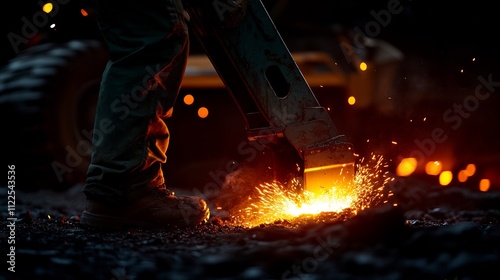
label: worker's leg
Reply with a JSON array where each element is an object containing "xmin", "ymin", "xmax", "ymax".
[{"xmin": 83, "ymin": 0, "xmax": 189, "ymax": 203}]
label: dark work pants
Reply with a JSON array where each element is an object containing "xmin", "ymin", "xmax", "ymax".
[{"xmin": 83, "ymin": 0, "xmax": 189, "ymax": 203}]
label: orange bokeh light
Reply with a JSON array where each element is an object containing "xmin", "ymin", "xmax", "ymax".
[
  {"xmin": 42, "ymin": 3, "xmax": 53, "ymax": 13},
  {"xmin": 458, "ymin": 170, "xmax": 468, "ymax": 183},
  {"xmin": 348, "ymin": 96, "xmax": 356, "ymax": 105},
  {"xmin": 465, "ymin": 164, "xmax": 476, "ymax": 176},
  {"xmin": 359, "ymin": 62, "xmax": 367, "ymax": 71},
  {"xmin": 425, "ymin": 161, "xmax": 442, "ymax": 176},
  {"xmin": 198, "ymin": 107, "xmax": 209, "ymax": 118},
  {"xmin": 479, "ymin": 179, "xmax": 490, "ymax": 192},
  {"xmin": 439, "ymin": 171, "xmax": 453, "ymax": 186},
  {"xmin": 183, "ymin": 94, "xmax": 194, "ymax": 105},
  {"xmin": 396, "ymin": 158, "xmax": 417, "ymax": 177}
]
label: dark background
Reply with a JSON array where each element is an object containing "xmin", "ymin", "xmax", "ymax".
[
  {"xmin": 3, "ymin": 0, "xmax": 499, "ymax": 70},
  {"xmin": 2, "ymin": 0, "xmax": 499, "ymax": 189},
  {"xmin": 2, "ymin": 2, "xmax": 500, "ymax": 280}
]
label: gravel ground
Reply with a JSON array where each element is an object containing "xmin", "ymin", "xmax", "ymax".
[{"xmin": 2, "ymin": 176, "xmax": 500, "ymax": 280}]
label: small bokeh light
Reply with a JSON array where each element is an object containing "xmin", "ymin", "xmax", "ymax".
[
  {"xmin": 465, "ymin": 164, "xmax": 476, "ymax": 176},
  {"xmin": 198, "ymin": 107, "xmax": 209, "ymax": 118},
  {"xmin": 183, "ymin": 94, "xmax": 194, "ymax": 105},
  {"xmin": 396, "ymin": 157, "xmax": 417, "ymax": 177},
  {"xmin": 42, "ymin": 2, "xmax": 53, "ymax": 13},
  {"xmin": 347, "ymin": 96, "xmax": 356, "ymax": 105},
  {"xmin": 425, "ymin": 161, "xmax": 442, "ymax": 176},
  {"xmin": 479, "ymin": 179, "xmax": 490, "ymax": 192},
  {"xmin": 359, "ymin": 62, "xmax": 367, "ymax": 71},
  {"xmin": 439, "ymin": 171, "xmax": 453, "ymax": 186}
]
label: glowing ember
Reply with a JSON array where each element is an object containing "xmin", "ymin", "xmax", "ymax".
[{"xmin": 232, "ymin": 153, "xmax": 394, "ymax": 227}]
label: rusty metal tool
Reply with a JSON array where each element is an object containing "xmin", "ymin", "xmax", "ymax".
[{"xmin": 183, "ymin": 0, "xmax": 356, "ymax": 196}]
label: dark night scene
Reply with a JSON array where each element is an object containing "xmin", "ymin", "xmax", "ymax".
[{"xmin": 1, "ymin": 0, "xmax": 500, "ymax": 279}]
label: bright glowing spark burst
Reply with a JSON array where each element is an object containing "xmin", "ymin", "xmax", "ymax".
[{"xmin": 232, "ymin": 153, "xmax": 394, "ymax": 227}]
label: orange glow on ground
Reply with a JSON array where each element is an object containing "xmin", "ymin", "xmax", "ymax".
[
  {"xmin": 231, "ymin": 154, "xmax": 393, "ymax": 227},
  {"xmin": 81, "ymin": 9, "xmax": 89, "ymax": 17}
]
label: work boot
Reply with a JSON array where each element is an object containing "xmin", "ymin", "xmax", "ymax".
[{"xmin": 80, "ymin": 188, "xmax": 210, "ymax": 230}]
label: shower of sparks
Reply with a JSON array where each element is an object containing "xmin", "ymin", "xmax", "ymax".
[{"xmin": 232, "ymin": 153, "xmax": 394, "ymax": 227}]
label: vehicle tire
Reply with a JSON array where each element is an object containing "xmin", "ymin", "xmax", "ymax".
[{"xmin": 0, "ymin": 40, "xmax": 108, "ymax": 190}]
